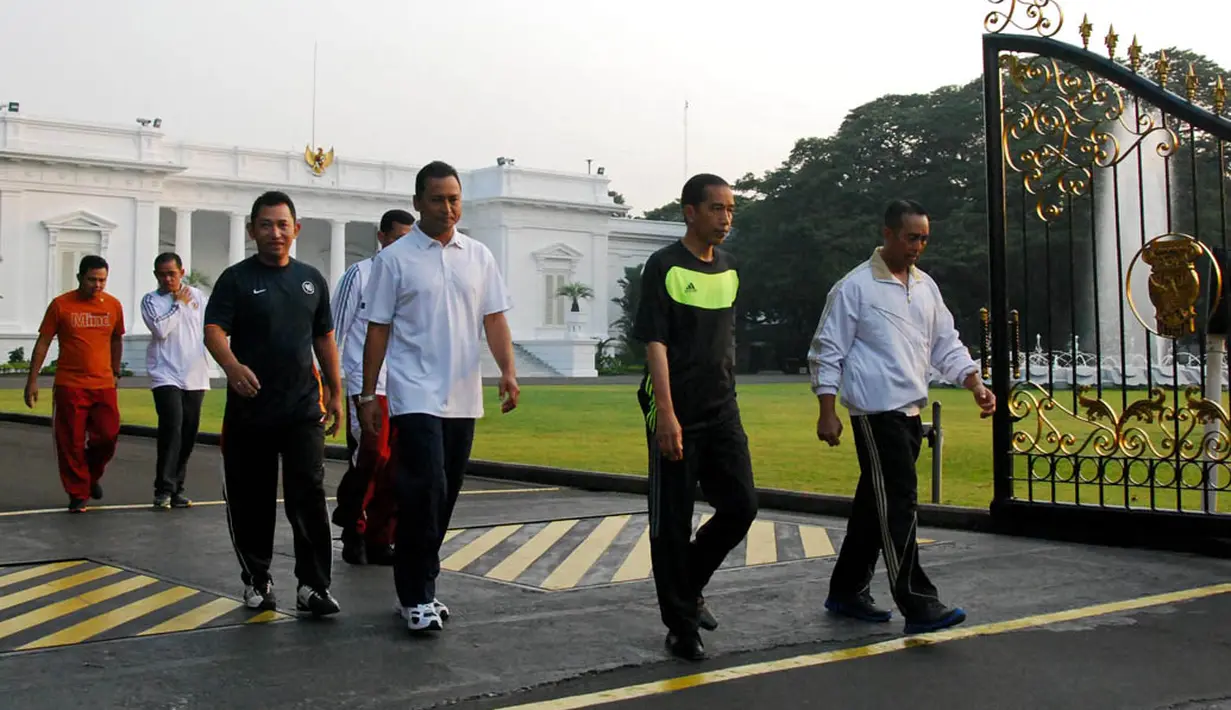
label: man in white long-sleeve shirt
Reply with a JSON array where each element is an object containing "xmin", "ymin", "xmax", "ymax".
[
  {"xmin": 330, "ymin": 209, "xmax": 414, "ymax": 565},
  {"xmin": 806, "ymin": 199, "xmax": 996, "ymax": 635},
  {"xmin": 141, "ymin": 252, "xmax": 211, "ymax": 510}
]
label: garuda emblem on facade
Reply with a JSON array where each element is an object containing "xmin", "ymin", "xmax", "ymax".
[{"xmin": 304, "ymin": 145, "xmax": 335, "ymax": 176}]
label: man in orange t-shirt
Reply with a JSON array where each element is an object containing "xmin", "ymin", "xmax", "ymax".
[{"xmin": 25, "ymin": 254, "xmax": 126, "ymax": 513}]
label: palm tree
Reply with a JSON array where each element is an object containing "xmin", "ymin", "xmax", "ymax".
[
  {"xmin": 556, "ymin": 282, "xmax": 595, "ymax": 313},
  {"xmin": 184, "ymin": 269, "xmax": 212, "ymax": 289}
]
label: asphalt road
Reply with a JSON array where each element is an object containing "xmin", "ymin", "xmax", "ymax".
[{"xmin": 2, "ymin": 421, "xmax": 1231, "ymax": 709}]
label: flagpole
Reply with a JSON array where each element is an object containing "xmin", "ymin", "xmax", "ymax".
[
  {"xmin": 683, "ymin": 99, "xmax": 689, "ymax": 182},
  {"xmin": 311, "ymin": 41, "xmax": 318, "ymax": 147}
]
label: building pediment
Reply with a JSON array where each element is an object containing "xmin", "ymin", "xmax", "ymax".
[
  {"xmin": 531, "ymin": 242, "xmax": 585, "ymax": 272},
  {"xmin": 42, "ymin": 210, "xmax": 119, "ymax": 233},
  {"xmin": 42, "ymin": 210, "xmax": 117, "ymax": 251}
]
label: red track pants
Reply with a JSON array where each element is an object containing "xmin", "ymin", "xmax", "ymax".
[
  {"xmin": 335, "ymin": 395, "xmax": 398, "ymax": 546},
  {"xmin": 52, "ymin": 386, "xmax": 120, "ymax": 501}
]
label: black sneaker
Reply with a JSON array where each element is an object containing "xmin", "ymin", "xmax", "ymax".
[
  {"xmin": 243, "ymin": 580, "xmax": 276, "ymax": 611},
  {"xmin": 366, "ymin": 543, "xmax": 395, "ymax": 566},
  {"xmin": 825, "ymin": 591, "xmax": 893, "ymax": 623},
  {"xmin": 171, "ymin": 493, "xmax": 192, "ymax": 508},
  {"xmin": 68, "ymin": 497, "xmax": 88, "ymax": 513},
  {"xmin": 297, "ymin": 585, "xmax": 341, "ymax": 617},
  {"xmin": 90, "ymin": 482, "xmax": 103, "ymax": 500},
  {"xmin": 904, "ymin": 605, "xmax": 966, "ymax": 634},
  {"xmin": 697, "ymin": 596, "xmax": 718, "ymax": 631},
  {"xmin": 665, "ymin": 631, "xmax": 706, "ymax": 661},
  {"xmin": 341, "ymin": 530, "xmax": 367, "ymax": 565}
]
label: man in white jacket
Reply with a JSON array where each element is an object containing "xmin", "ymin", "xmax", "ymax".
[
  {"xmin": 806, "ymin": 199, "xmax": 995, "ymax": 634},
  {"xmin": 141, "ymin": 252, "xmax": 211, "ymax": 510}
]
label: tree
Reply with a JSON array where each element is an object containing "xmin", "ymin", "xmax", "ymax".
[
  {"xmin": 556, "ymin": 282, "xmax": 595, "ymax": 313},
  {"xmin": 611, "ymin": 265, "xmax": 645, "ymax": 364},
  {"xmin": 641, "ymin": 200, "xmax": 683, "ymax": 222},
  {"xmin": 608, "ymin": 191, "xmax": 626, "ymax": 205}
]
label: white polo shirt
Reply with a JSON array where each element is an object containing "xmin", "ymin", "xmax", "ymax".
[
  {"xmin": 362, "ymin": 224, "xmax": 512, "ymax": 419},
  {"xmin": 141, "ymin": 285, "xmax": 212, "ymax": 391},
  {"xmin": 332, "ymin": 257, "xmax": 387, "ymax": 397}
]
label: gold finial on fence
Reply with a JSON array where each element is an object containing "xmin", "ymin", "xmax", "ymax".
[
  {"xmin": 1127, "ymin": 36, "xmax": 1143, "ymax": 73},
  {"xmin": 1104, "ymin": 24, "xmax": 1118, "ymax": 59},
  {"xmin": 1079, "ymin": 14, "xmax": 1093, "ymax": 49},
  {"xmin": 1157, "ymin": 49, "xmax": 1172, "ymax": 89},
  {"xmin": 1215, "ymin": 76, "xmax": 1227, "ymax": 115},
  {"xmin": 1185, "ymin": 63, "xmax": 1199, "ymax": 102}
]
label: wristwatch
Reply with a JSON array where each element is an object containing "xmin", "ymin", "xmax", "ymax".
[{"xmin": 357, "ymin": 394, "xmax": 377, "ymax": 404}]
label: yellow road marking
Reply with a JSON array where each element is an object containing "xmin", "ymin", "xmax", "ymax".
[
  {"xmin": 460, "ymin": 487, "xmax": 561, "ymax": 496},
  {"xmin": 0, "ymin": 576, "xmax": 157, "ymax": 640},
  {"xmin": 611, "ymin": 528, "xmax": 652, "ymax": 583},
  {"xmin": 798, "ymin": 525, "xmax": 835, "ymax": 558},
  {"xmin": 0, "ymin": 561, "xmax": 88, "ymax": 589},
  {"xmin": 19, "ymin": 585, "xmax": 200, "ymax": 649},
  {"xmin": 0, "ymin": 565, "xmax": 122, "ymax": 611},
  {"xmin": 494, "ymin": 582, "xmax": 1231, "ymax": 709},
  {"xmin": 246, "ymin": 610, "xmax": 282, "ymax": 624},
  {"xmin": 542, "ymin": 515, "xmax": 631, "ymax": 591},
  {"xmin": 744, "ymin": 520, "xmax": 778, "ymax": 566},
  {"xmin": 442, "ymin": 524, "xmax": 523, "ymax": 571},
  {"xmin": 488, "ymin": 520, "xmax": 579, "ymax": 582},
  {"xmin": 0, "ymin": 487, "xmax": 556, "ymax": 518},
  {"xmin": 137, "ymin": 597, "xmax": 243, "ymax": 636},
  {"xmin": 443, "ymin": 528, "xmax": 464, "ymax": 544}
]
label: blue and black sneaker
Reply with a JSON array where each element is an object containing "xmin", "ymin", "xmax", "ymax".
[
  {"xmin": 904, "ymin": 605, "xmax": 966, "ymax": 634},
  {"xmin": 824, "ymin": 591, "xmax": 893, "ymax": 623}
]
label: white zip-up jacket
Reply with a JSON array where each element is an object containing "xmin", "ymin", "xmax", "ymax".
[
  {"xmin": 141, "ymin": 285, "xmax": 211, "ymax": 391},
  {"xmin": 807, "ymin": 247, "xmax": 978, "ymax": 416},
  {"xmin": 333, "ymin": 257, "xmax": 387, "ymax": 397}
]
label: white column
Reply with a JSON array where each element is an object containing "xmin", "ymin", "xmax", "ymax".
[
  {"xmin": 174, "ymin": 208, "xmax": 194, "ymax": 274},
  {"xmin": 330, "ymin": 219, "xmax": 347, "ymax": 288},
  {"xmin": 131, "ymin": 200, "xmax": 161, "ymax": 335},
  {"xmin": 0, "ymin": 190, "xmax": 24, "ymax": 324},
  {"xmin": 289, "ymin": 235, "xmax": 298, "ymax": 259},
  {"xmin": 228, "ymin": 212, "xmax": 246, "ymax": 266},
  {"xmin": 591, "ymin": 232, "xmax": 610, "ymax": 337}
]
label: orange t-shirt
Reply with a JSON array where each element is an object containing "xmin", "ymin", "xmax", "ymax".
[{"xmin": 39, "ymin": 291, "xmax": 126, "ymax": 390}]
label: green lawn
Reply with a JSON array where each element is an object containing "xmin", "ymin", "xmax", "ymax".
[
  {"xmin": 0, "ymin": 384, "xmax": 996, "ymax": 507},
  {"xmin": 8, "ymin": 382, "xmax": 1228, "ymax": 512}
]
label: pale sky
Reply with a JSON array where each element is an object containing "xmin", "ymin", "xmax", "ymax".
[{"xmin": 2, "ymin": 0, "xmax": 1227, "ymax": 215}]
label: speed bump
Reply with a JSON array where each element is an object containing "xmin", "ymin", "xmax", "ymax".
[
  {"xmin": 0, "ymin": 559, "xmax": 286, "ymax": 653},
  {"xmin": 434, "ymin": 513, "xmax": 939, "ymax": 592}
]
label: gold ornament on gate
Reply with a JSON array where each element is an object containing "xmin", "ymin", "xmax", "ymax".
[
  {"xmin": 304, "ymin": 145, "xmax": 335, "ymax": 176},
  {"xmin": 1124, "ymin": 233, "xmax": 1221, "ymax": 339}
]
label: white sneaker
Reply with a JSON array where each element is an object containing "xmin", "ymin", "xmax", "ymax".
[
  {"xmin": 393, "ymin": 598, "xmax": 450, "ymax": 622},
  {"xmin": 243, "ymin": 580, "xmax": 276, "ymax": 610},
  {"xmin": 399, "ymin": 603, "xmax": 443, "ymax": 632}
]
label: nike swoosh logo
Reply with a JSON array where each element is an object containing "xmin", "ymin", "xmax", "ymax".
[{"xmin": 253, "ymin": 289, "xmax": 266, "ymax": 294}]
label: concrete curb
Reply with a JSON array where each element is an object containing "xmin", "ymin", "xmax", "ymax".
[{"xmin": 0, "ymin": 410, "xmax": 995, "ymax": 533}]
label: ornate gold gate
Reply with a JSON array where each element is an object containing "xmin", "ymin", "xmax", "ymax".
[{"xmin": 980, "ymin": 0, "xmax": 1231, "ymax": 547}]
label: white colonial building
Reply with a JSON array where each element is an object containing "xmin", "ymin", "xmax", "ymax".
[{"xmin": 0, "ymin": 110, "xmax": 683, "ymax": 377}]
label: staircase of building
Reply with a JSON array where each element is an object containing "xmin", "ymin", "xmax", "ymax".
[{"xmin": 479, "ymin": 342, "xmax": 562, "ymax": 378}]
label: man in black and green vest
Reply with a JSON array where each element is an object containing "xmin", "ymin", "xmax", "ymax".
[{"xmin": 633, "ymin": 173, "xmax": 759, "ymax": 661}]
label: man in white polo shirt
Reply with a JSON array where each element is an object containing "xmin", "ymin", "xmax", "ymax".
[
  {"xmin": 331, "ymin": 208, "xmax": 414, "ymax": 566},
  {"xmin": 360, "ymin": 160, "xmax": 519, "ymax": 634},
  {"xmin": 141, "ymin": 251, "xmax": 211, "ymax": 510},
  {"xmin": 806, "ymin": 199, "xmax": 995, "ymax": 635}
]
